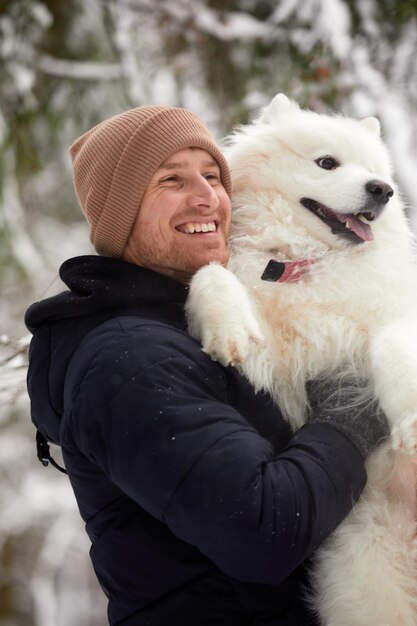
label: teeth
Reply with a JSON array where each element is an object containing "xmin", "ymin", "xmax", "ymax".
[{"xmin": 181, "ymin": 221, "xmax": 216, "ymax": 233}]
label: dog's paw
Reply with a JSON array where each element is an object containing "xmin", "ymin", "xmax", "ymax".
[
  {"xmin": 201, "ymin": 314, "xmax": 264, "ymax": 366},
  {"xmin": 187, "ymin": 263, "xmax": 264, "ymax": 366},
  {"xmin": 391, "ymin": 414, "xmax": 417, "ymax": 455}
]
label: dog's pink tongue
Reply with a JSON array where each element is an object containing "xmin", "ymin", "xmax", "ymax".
[{"xmin": 343, "ymin": 215, "xmax": 373, "ymax": 241}]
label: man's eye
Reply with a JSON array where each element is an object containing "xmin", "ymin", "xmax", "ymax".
[
  {"xmin": 315, "ymin": 156, "xmax": 340, "ymax": 170},
  {"xmin": 205, "ymin": 173, "xmax": 219, "ymax": 182},
  {"xmin": 162, "ymin": 176, "xmax": 180, "ymax": 183}
]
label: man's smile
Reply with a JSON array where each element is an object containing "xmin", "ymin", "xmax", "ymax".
[{"xmin": 176, "ymin": 221, "xmax": 218, "ymax": 234}]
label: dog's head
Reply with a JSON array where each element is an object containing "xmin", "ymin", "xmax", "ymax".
[{"xmin": 225, "ymin": 94, "xmax": 399, "ymax": 250}]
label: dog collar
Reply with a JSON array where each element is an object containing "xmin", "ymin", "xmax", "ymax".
[{"xmin": 261, "ymin": 258, "xmax": 316, "ymax": 283}]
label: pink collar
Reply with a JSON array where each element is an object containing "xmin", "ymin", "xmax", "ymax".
[{"xmin": 261, "ymin": 258, "xmax": 316, "ymax": 283}]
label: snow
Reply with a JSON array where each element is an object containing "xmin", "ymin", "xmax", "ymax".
[
  {"xmin": 317, "ymin": 0, "xmax": 351, "ymax": 58},
  {"xmin": 36, "ymin": 55, "xmax": 121, "ymax": 81},
  {"xmin": 29, "ymin": 1, "xmax": 53, "ymax": 29},
  {"xmin": 195, "ymin": 6, "xmax": 276, "ymax": 41}
]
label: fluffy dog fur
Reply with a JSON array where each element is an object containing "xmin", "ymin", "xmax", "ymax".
[{"xmin": 186, "ymin": 94, "xmax": 417, "ymax": 625}]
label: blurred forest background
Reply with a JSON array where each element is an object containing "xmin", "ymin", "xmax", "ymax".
[{"xmin": 1, "ymin": 0, "xmax": 417, "ymax": 623}]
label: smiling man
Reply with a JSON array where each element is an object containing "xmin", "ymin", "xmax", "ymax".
[
  {"xmin": 122, "ymin": 147, "xmax": 231, "ymax": 282},
  {"xmin": 25, "ymin": 106, "xmax": 388, "ymax": 626}
]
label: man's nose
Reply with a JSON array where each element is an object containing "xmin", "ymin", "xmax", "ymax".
[{"xmin": 188, "ymin": 177, "xmax": 219, "ymax": 207}]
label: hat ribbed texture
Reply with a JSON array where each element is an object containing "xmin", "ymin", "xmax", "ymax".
[{"xmin": 69, "ymin": 106, "xmax": 232, "ymax": 257}]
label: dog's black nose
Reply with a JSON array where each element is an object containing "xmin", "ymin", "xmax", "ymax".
[{"xmin": 365, "ymin": 179, "xmax": 394, "ymax": 204}]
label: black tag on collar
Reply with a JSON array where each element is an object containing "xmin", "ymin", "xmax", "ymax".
[{"xmin": 261, "ymin": 259, "xmax": 286, "ymax": 282}]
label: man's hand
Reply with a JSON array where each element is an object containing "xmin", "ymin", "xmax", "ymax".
[{"xmin": 307, "ymin": 374, "xmax": 390, "ymax": 458}]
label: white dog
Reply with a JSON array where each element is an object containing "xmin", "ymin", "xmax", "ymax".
[{"xmin": 186, "ymin": 94, "xmax": 417, "ymax": 626}]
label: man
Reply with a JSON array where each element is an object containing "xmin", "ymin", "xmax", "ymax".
[{"xmin": 25, "ymin": 106, "xmax": 387, "ymax": 625}]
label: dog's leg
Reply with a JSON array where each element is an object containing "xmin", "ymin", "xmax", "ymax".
[
  {"xmin": 314, "ymin": 321, "xmax": 417, "ymax": 625},
  {"xmin": 312, "ymin": 445, "xmax": 417, "ymax": 626},
  {"xmin": 186, "ymin": 263, "xmax": 264, "ymax": 366},
  {"xmin": 370, "ymin": 319, "xmax": 417, "ymax": 453}
]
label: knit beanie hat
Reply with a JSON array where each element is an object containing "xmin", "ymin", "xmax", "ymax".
[{"xmin": 69, "ymin": 106, "xmax": 232, "ymax": 257}]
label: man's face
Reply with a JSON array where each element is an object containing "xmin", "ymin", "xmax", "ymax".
[{"xmin": 122, "ymin": 148, "xmax": 231, "ymax": 283}]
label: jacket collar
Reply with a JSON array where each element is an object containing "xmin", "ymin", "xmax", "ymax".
[{"xmin": 25, "ymin": 255, "xmax": 189, "ymax": 332}]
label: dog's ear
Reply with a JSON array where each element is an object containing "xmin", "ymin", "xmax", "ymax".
[
  {"xmin": 258, "ymin": 93, "xmax": 299, "ymax": 124},
  {"xmin": 360, "ymin": 116, "xmax": 381, "ymax": 137}
]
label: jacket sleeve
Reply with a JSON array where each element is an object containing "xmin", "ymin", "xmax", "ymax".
[{"xmin": 64, "ymin": 318, "xmax": 367, "ymax": 585}]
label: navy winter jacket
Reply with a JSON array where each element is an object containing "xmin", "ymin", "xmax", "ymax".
[{"xmin": 25, "ymin": 255, "xmax": 367, "ymax": 625}]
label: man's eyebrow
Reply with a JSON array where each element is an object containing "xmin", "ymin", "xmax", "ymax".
[
  {"xmin": 159, "ymin": 161, "xmax": 187, "ymax": 170},
  {"xmin": 159, "ymin": 158, "xmax": 219, "ymax": 170}
]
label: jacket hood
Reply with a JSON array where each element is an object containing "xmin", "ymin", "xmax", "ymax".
[{"xmin": 25, "ymin": 255, "xmax": 188, "ymax": 444}]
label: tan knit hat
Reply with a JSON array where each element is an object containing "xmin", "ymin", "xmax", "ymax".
[{"xmin": 69, "ymin": 106, "xmax": 232, "ymax": 257}]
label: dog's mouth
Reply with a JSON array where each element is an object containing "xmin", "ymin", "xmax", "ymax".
[{"xmin": 300, "ymin": 198, "xmax": 382, "ymax": 243}]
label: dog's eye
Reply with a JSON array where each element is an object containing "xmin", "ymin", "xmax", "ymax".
[{"xmin": 315, "ymin": 156, "xmax": 339, "ymax": 170}]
